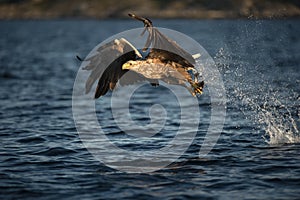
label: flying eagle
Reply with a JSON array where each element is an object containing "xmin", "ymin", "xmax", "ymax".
[{"xmin": 78, "ymin": 13, "xmax": 204, "ymax": 98}]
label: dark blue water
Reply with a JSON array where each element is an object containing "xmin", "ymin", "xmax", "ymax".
[{"xmin": 0, "ymin": 19, "xmax": 299, "ymax": 199}]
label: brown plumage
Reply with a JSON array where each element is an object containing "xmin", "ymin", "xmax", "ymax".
[{"xmin": 79, "ymin": 13, "xmax": 204, "ymax": 98}]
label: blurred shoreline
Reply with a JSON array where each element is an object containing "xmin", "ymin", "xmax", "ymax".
[{"xmin": 0, "ymin": 0, "xmax": 299, "ymax": 20}]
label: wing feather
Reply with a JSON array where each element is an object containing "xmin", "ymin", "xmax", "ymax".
[
  {"xmin": 144, "ymin": 28, "xmax": 196, "ymax": 67},
  {"xmin": 82, "ymin": 38, "xmax": 139, "ymax": 98},
  {"xmin": 82, "ymin": 38, "xmax": 154, "ymax": 98}
]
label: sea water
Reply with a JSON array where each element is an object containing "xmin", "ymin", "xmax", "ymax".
[{"xmin": 0, "ymin": 19, "xmax": 299, "ymax": 199}]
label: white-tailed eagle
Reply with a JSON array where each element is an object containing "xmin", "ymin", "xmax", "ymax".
[{"xmin": 78, "ymin": 13, "xmax": 204, "ymax": 98}]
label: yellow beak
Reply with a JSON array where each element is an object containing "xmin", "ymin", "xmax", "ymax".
[{"xmin": 122, "ymin": 63, "xmax": 131, "ymax": 70}]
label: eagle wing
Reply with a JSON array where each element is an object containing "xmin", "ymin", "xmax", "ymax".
[
  {"xmin": 144, "ymin": 28, "xmax": 203, "ymax": 95},
  {"xmin": 128, "ymin": 13, "xmax": 195, "ymax": 67},
  {"xmin": 144, "ymin": 27, "xmax": 196, "ymax": 68},
  {"xmin": 82, "ymin": 38, "xmax": 149, "ymax": 98}
]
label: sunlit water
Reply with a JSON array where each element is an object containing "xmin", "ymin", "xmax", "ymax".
[{"xmin": 0, "ymin": 20, "xmax": 299, "ymax": 199}]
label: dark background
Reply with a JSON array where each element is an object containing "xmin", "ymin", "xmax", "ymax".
[{"xmin": 0, "ymin": 0, "xmax": 299, "ymax": 19}]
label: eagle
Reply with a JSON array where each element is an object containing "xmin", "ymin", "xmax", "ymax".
[{"xmin": 78, "ymin": 13, "xmax": 204, "ymax": 98}]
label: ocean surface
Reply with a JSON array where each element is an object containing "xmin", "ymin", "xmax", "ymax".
[{"xmin": 0, "ymin": 19, "xmax": 299, "ymax": 199}]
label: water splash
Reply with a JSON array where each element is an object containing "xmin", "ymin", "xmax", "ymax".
[
  {"xmin": 258, "ymin": 96, "xmax": 299, "ymax": 145},
  {"xmin": 214, "ymin": 47, "xmax": 300, "ymax": 145}
]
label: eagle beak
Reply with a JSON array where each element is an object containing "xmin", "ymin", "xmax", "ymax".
[{"xmin": 122, "ymin": 63, "xmax": 131, "ymax": 70}]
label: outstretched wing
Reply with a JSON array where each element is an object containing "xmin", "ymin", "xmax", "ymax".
[
  {"xmin": 144, "ymin": 28, "xmax": 196, "ymax": 67},
  {"xmin": 128, "ymin": 13, "xmax": 195, "ymax": 67},
  {"xmin": 82, "ymin": 38, "xmax": 146, "ymax": 98}
]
